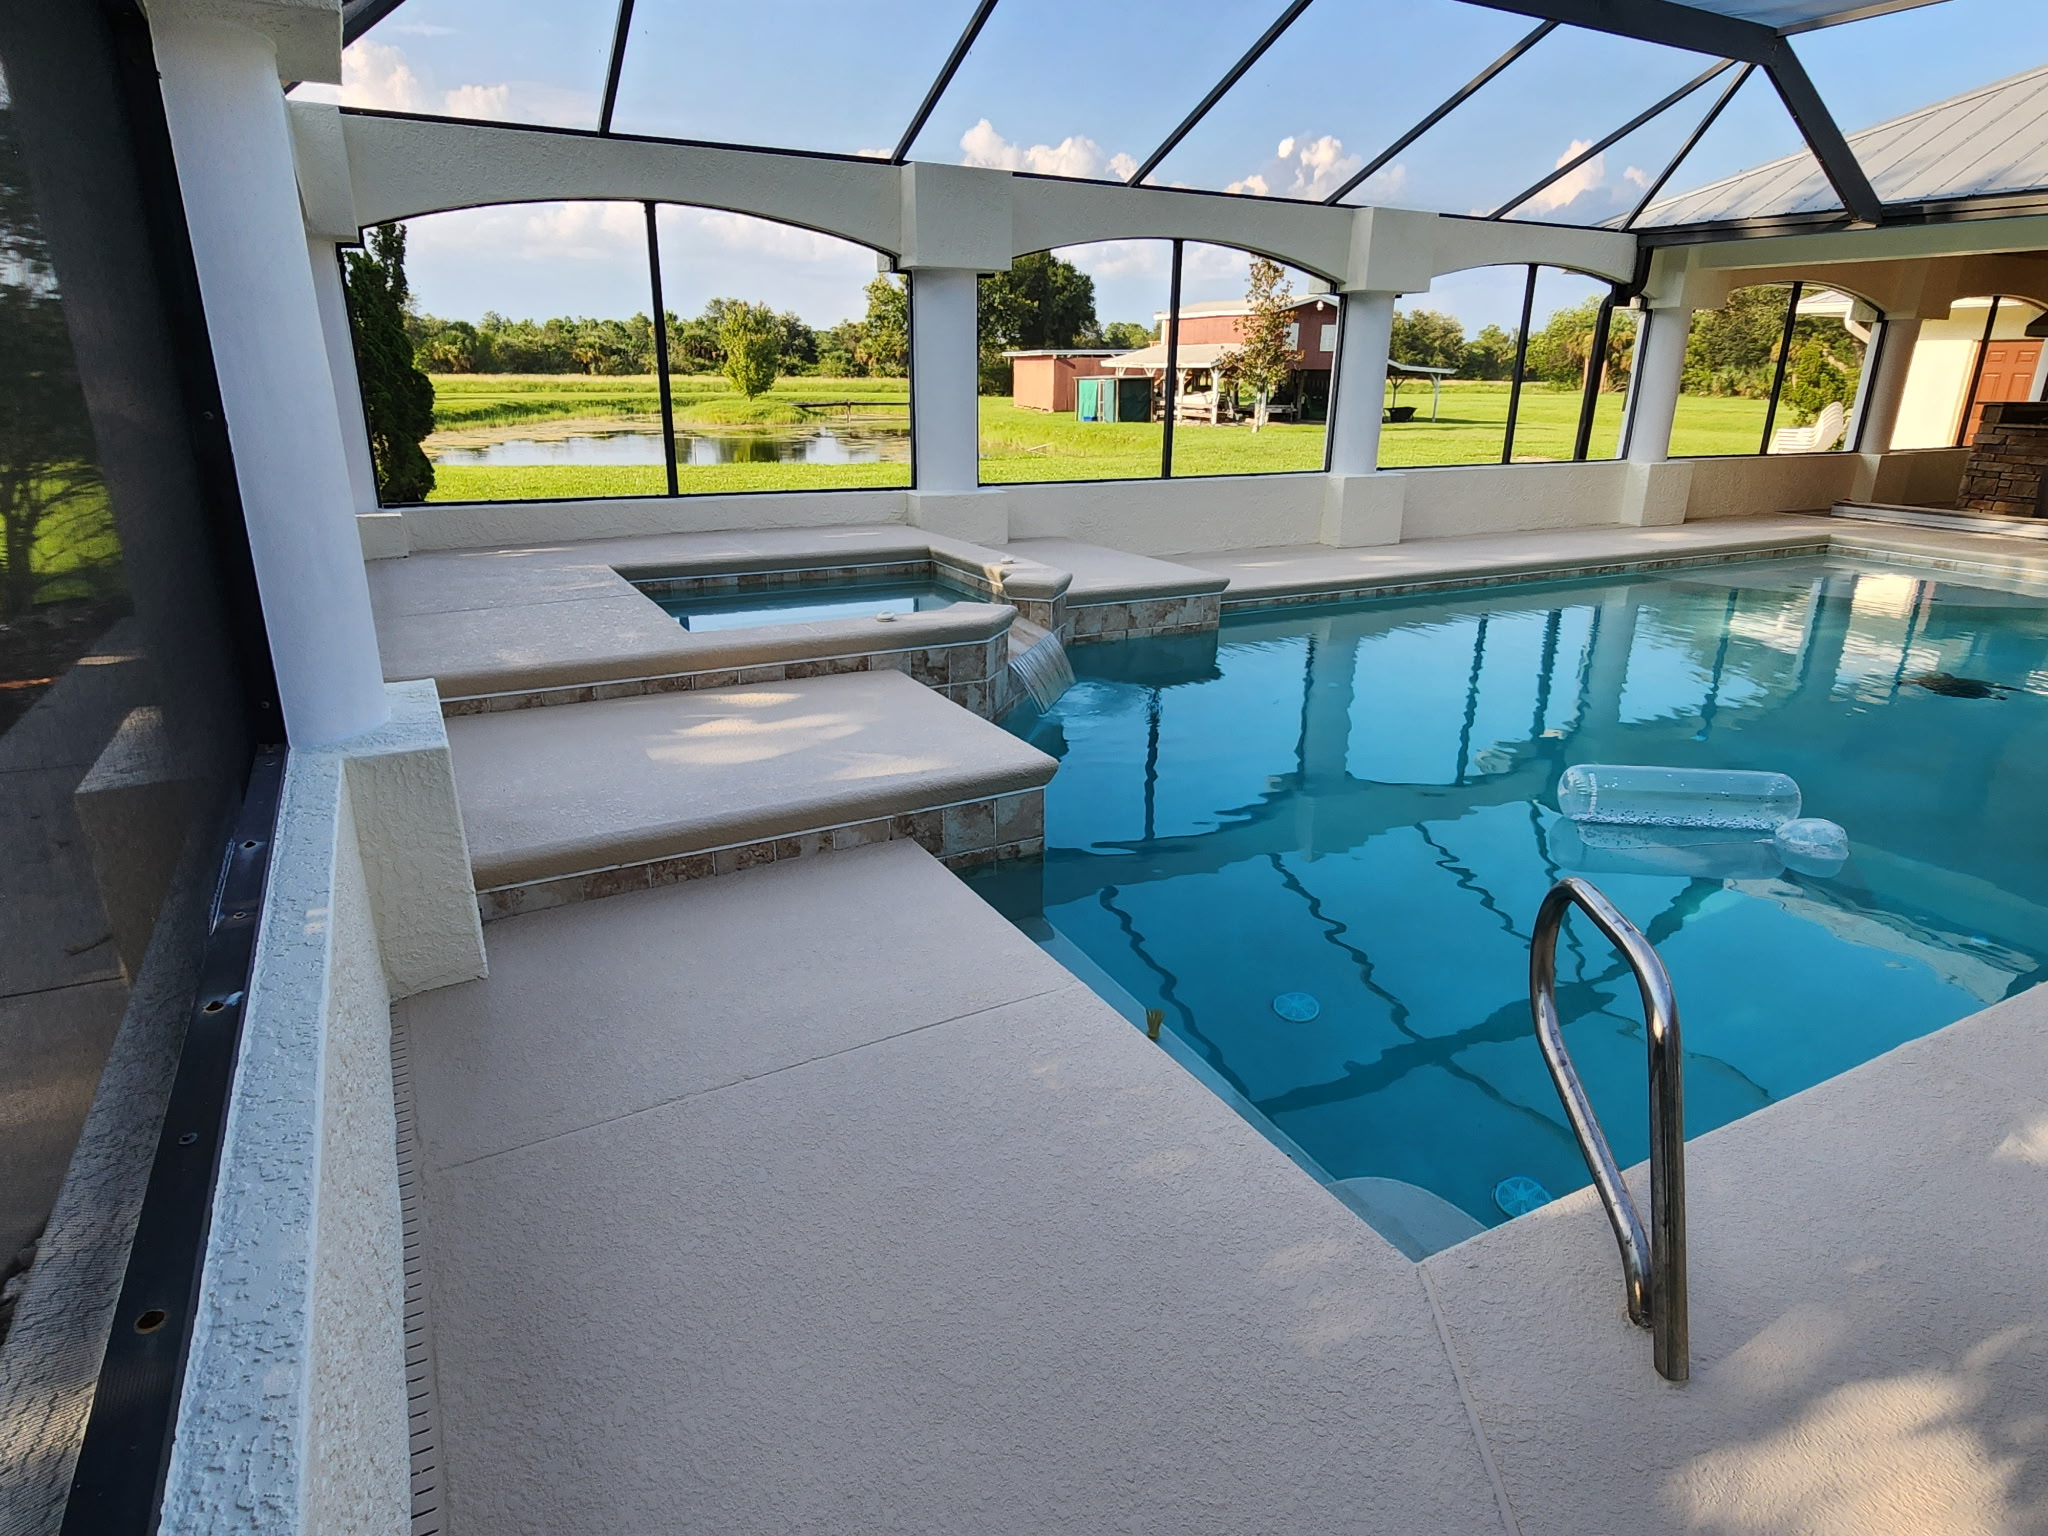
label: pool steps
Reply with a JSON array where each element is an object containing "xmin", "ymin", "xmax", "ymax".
[{"xmin": 445, "ymin": 669, "xmax": 1056, "ymax": 921}]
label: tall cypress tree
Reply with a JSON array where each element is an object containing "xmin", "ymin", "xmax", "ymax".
[{"xmin": 343, "ymin": 223, "xmax": 436, "ymax": 503}]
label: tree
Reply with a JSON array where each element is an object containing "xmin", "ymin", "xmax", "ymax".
[
  {"xmin": 978, "ymin": 252, "xmax": 1100, "ymax": 393},
  {"xmin": 856, "ymin": 275, "xmax": 908, "ymax": 377},
  {"xmin": 1101, "ymin": 320, "xmax": 1151, "ymax": 350},
  {"xmin": 717, "ymin": 301, "xmax": 782, "ymax": 398},
  {"xmin": 1682, "ymin": 284, "xmax": 1791, "ymax": 397},
  {"xmin": 1388, "ymin": 308, "xmax": 1464, "ymax": 407},
  {"xmin": 1220, "ymin": 257, "xmax": 1296, "ymax": 431},
  {"xmin": 0, "ymin": 165, "xmax": 107, "ymax": 617},
  {"xmin": 815, "ymin": 318, "xmax": 866, "ymax": 377},
  {"xmin": 774, "ymin": 310, "xmax": 819, "ymax": 374},
  {"xmin": 1525, "ymin": 298, "xmax": 1638, "ymax": 392},
  {"xmin": 343, "ymin": 222, "xmax": 436, "ymax": 502},
  {"xmin": 1461, "ymin": 323, "xmax": 1519, "ymax": 381},
  {"xmin": 1780, "ymin": 332, "xmax": 1857, "ymax": 426}
]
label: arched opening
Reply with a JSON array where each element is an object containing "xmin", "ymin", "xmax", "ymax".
[
  {"xmin": 977, "ymin": 240, "xmax": 1333, "ymax": 485},
  {"xmin": 1379, "ymin": 264, "xmax": 1634, "ymax": 468},
  {"xmin": 1891, "ymin": 294, "xmax": 2048, "ymax": 450},
  {"xmin": 1667, "ymin": 282, "xmax": 1878, "ymax": 459},
  {"xmin": 348, "ymin": 199, "xmax": 909, "ymax": 505}
]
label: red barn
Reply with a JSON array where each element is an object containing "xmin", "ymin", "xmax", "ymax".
[{"xmin": 1004, "ymin": 349, "xmax": 1124, "ymax": 412}]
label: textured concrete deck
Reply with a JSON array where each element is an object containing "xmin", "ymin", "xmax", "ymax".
[
  {"xmin": 405, "ymin": 840, "xmax": 2048, "ymax": 1535},
  {"xmin": 1184, "ymin": 516, "xmax": 1840, "ymax": 607},
  {"xmin": 400, "ymin": 843, "xmax": 1506, "ymax": 1535},
  {"xmin": 447, "ymin": 670, "xmax": 1055, "ymax": 889},
  {"xmin": 1007, "ymin": 537, "xmax": 1228, "ymax": 603}
]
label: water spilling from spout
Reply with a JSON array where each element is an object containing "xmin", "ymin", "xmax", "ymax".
[{"xmin": 1010, "ymin": 630, "xmax": 1075, "ymax": 711}]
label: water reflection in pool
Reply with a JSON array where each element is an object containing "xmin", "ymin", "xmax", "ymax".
[{"xmin": 966, "ymin": 557, "xmax": 2048, "ymax": 1253}]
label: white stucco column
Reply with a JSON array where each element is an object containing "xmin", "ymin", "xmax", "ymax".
[
  {"xmin": 310, "ymin": 236, "xmax": 380, "ymax": 516},
  {"xmin": 910, "ymin": 268, "xmax": 982, "ymax": 495},
  {"xmin": 1851, "ymin": 316, "xmax": 1921, "ymax": 453},
  {"xmin": 1625, "ymin": 304, "xmax": 1691, "ymax": 464},
  {"xmin": 152, "ymin": 16, "xmax": 389, "ymax": 745},
  {"xmin": 1327, "ymin": 290, "xmax": 1395, "ymax": 475}
]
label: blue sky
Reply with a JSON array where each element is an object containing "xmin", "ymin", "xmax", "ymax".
[{"xmin": 296, "ymin": 0, "xmax": 2048, "ymax": 334}]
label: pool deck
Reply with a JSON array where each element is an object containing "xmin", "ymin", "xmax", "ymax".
[
  {"xmin": 388, "ymin": 511, "xmax": 2048, "ymax": 1534},
  {"xmin": 402, "ymin": 839, "xmax": 2048, "ymax": 1536}
]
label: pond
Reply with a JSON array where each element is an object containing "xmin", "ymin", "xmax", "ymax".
[{"xmin": 430, "ymin": 425, "xmax": 911, "ymax": 467}]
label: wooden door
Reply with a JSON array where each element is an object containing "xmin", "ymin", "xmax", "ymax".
[{"xmin": 1964, "ymin": 338, "xmax": 2044, "ymax": 440}]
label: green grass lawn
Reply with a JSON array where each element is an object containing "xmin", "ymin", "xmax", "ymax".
[{"xmin": 416, "ymin": 377, "xmax": 1786, "ymax": 502}]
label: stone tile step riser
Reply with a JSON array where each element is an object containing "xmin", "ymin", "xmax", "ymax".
[
  {"xmin": 477, "ymin": 790, "xmax": 1044, "ymax": 921},
  {"xmin": 441, "ymin": 635, "xmax": 1012, "ymax": 718}
]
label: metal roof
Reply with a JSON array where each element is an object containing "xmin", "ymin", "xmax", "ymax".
[
  {"xmin": 1638, "ymin": 61, "xmax": 2048, "ymax": 225},
  {"xmin": 1659, "ymin": 0, "xmax": 1942, "ymax": 30}
]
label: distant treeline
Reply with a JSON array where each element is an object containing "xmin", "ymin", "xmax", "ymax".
[
  {"xmin": 403, "ymin": 252, "xmax": 1156, "ymax": 392},
  {"xmin": 1393, "ymin": 284, "xmax": 1865, "ymax": 423},
  {"xmin": 1389, "ymin": 300, "xmax": 1641, "ymax": 390},
  {"xmin": 406, "ymin": 277, "xmax": 910, "ymax": 378}
]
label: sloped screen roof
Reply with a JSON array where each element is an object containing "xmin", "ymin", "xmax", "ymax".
[{"xmin": 307, "ymin": 0, "xmax": 2048, "ymax": 232}]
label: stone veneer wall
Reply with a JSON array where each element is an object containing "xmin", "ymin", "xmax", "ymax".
[
  {"xmin": 1064, "ymin": 593, "xmax": 1221, "ymax": 645},
  {"xmin": 476, "ymin": 788, "xmax": 1045, "ymax": 921},
  {"xmin": 1957, "ymin": 401, "xmax": 2048, "ymax": 517}
]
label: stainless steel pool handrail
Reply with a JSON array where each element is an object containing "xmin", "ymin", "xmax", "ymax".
[{"xmin": 1531, "ymin": 876, "xmax": 1688, "ymax": 1383}]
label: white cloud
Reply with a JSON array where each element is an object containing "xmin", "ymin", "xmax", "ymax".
[
  {"xmin": 293, "ymin": 37, "xmax": 425, "ymax": 111},
  {"xmin": 294, "ymin": 38, "xmax": 590, "ymax": 127},
  {"xmin": 661, "ymin": 205, "xmax": 871, "ymax": 265},
  {"xmin": 1527, "ymin": 139, "xmax": 1605, "ymax": 212},
  {"xmin": 1284, "ymin": 135, "xmax": 1359, "ymax": 200},
  {"xmin": 959, "ymin": 119, "xmax": 1134, "ymax": 182},
  {"xmin": 442, "ymin": 82, "xmax": 511, "ymax": 119},
  {"xmin": 1623, "ymin": 165, "xmax": 1652, "ymax": 190},
  {"xmin": 1226, "ymin": 133, "xmax": 1363, "ymax": 201},
  {"xmin": 1055, "ymin": 240, "xmax": 1170, "ymax": 280},
  {"xmin": 409, "ymin": 201, "xmax": 646, "ymax": 263}
]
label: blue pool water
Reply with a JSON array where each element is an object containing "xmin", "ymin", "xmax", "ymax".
[
  {"xmin": 648, "ymin": 575, "xmax": 979, "ymax": 631},
  {"xmin": 964, "ymin": 556, "xmax": 2048, "ymax": 1253}
]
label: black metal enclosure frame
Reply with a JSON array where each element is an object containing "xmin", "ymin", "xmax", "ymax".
[
  {"xmin": 0, "ymin": 2, "xmax": 285, "ymax": 1530},
  {"xmin": 337, "ymin": 0, "xmax": 2015, "ymax": 242}
]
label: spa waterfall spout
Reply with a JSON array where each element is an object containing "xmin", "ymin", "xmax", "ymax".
[{"xmin": 1010, "ymin": 630, "xmax": 1076, "ymax": 711}]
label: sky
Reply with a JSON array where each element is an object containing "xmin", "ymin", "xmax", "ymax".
[{"xmin": 293, "ymin": 0, "xmax": 2048, "ymax": 335}]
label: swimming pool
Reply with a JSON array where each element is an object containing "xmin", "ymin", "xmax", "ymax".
[
  {"xmin": 648, "ymin": 574, "xmax": 981, "ymax": 631},
  {"xmin": 965, "ymin": 555, "xmax": 2048, "ymax": 1255}
]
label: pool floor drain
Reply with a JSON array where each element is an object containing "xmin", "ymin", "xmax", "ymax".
[
  {"xmin": 1272, "ymin": 992, "xmax": 1321, "ymax": 1022},
  {"xmin": 1494, "ymin": 1176, "xmax": 1553, "ymax": 1217}
]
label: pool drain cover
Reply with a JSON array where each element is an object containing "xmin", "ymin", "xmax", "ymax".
[
  {"xmin": 1494, "ymin": 1176, "xmax": 1553, "ymax": 1217},
  {"xmin": 1272, "ymin": 991, "xmax": 1321, "ymax": 1022}
]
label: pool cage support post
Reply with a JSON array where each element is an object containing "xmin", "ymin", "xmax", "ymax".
[
  {"xmin": 643, "ymin": 201, "xmax": 679, "ymax": 496},
  {"xmin": 1160, "ymin": 238, "xmax": 1183, "ymax": 478},
  {"xmin": 1757, "ymin": 281, "xmax": 1804, "ymax": 455},
  {"xmin": 1501, "ymin": 265, "xmax": 1538, "ymax": 464},
  {"xmin": 1530, "ymin": 876, "xmax": 1688, "ymax": 1383},
  {"xmin": 1572, "ymin": 291, "xmax": 1619, "ymax": 461},
  {"xmin": 1957, "ymin": 295, "xmax": 2004, "ymax": 447},
  {"xmin": 1327, "ymin": 291, "xmax": 1395, "ymax": 475}
]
